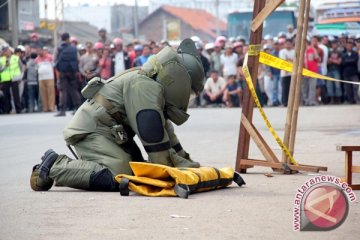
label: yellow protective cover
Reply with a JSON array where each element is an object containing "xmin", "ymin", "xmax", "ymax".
[{"xmin": 115, "ymin": 162, "xmax": 243, "ymax": 198}]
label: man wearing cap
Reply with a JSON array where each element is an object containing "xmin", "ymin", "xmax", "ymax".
[
  {"xmin": 54, "ymin": 32, "xmax": 81, "ymax": 116},
  {"xmin": 0, "ymin": 46, "xmax": 22, "ymax": 114},
  {"xmin": 30, "ymin": 39, "xmax": 205, "ymax": 192},
  {"xmin": 286, "ymin": 25, "xmax": 296, "ymax": 40}
]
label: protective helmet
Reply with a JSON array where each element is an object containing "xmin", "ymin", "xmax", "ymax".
[
  {"xmin": 140, "ymin": 39, "xmax": 204, "ymax": 125},
  {"xmin": 278, "ymin": 31, "xmax": 286, "ymax": 38},
  {"xmin": 16, "ymin": 45, "xmax": 26, "ymax": 52},
  {"xmin": 177, "ymin": 38, "xmax": 205, "ymax": 95},
  {"xmin": 134, "ymin": 44, "xmax": 143, "ymax": 51},
  {"xmin": 191, "ymin": 35, "xmax": 201, "ymax": 43},
  {"xmin": 205, "ymin": 42, "xmax": 214, "ymax": 50},
  {"xmin": 94, "ymin": 42, "xmax": 104, "ymax": 49},
  {"xmin": 113, "ymin": 38, "xmax": 123, "ymax": 45},
  {"xmin": 70, "ymin": 36, "xmax": 78, "ymax": 44},
  {"xmin": 216, "ymin": 36, "xmax": 227, "ymax": 42},
  {"xmin": 264, "ymin": 34, "xmax": 273, "ymax": 40}
]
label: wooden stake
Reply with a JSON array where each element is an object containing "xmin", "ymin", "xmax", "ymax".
[
  {"xmin": 235, "ymin": 0, "xmax": 266, "ymax": 172},
  {"xmin": 281, "ymin": 0, "xmax": 306, "ymax": 164},
  {"xmin": 289, "ymin": 0, "xmax": 311, "ymax": 155}
]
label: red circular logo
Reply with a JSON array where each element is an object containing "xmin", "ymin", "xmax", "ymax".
[{"xmin": 303, "ymin": 185, "xmax": 348, "ymax": 230}]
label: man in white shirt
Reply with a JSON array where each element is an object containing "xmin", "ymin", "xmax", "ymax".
[
  {"xmin": 279, "ymin": 39, "xmax": 295, "ymax": 106},
  {"xmin": 221, "ymin": 43, "xmax": 238, "ymax": 79},
  {"xmin": 203, "ymin": 70, "xmax": 227, "ymax": 106},
  {"xmin": 111, "ymin": 38, "xmax": 130, "ymax": 76}
]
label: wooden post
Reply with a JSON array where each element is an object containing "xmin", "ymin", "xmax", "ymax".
[
  {"xmin": 345, "ymin": 151, "xmax": 353, "ymax": 185},
  {"xmin": 235, "ymin": 0, "xmax": 265, "ymax": 172},
  {"xmin": 289, "ymin": 0, "xmax": 311, "ymax": 154},
  {"xmin": 281, "ymin": 0, "xmax": 306, "ymax": 164}
]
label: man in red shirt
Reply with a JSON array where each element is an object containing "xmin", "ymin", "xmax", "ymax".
[
  {"xmin": 311, "ymin": 36, "xmax": 326, "ymax": 103},
  {"xmin": 302, "ymin": 39, "xmax": 320, "ymax": 106}
]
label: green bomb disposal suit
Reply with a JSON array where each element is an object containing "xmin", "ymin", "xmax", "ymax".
[{"xmin": 30, "ymin": 39, "xmax": 205, "ymax": 191}]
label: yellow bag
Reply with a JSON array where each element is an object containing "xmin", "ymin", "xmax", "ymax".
[{"xmin": 115, "ymin": 162, "xmax": 245, "ymax": 198}]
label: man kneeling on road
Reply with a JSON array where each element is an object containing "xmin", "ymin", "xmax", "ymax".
[{"xmin": 30, "ymin": 39, "xmax": 205, "ymax": 191}]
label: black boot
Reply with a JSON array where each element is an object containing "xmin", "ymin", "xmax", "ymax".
[{"xmin": 30, "ymin": 149, "xmax": 59, "ymax": 191}]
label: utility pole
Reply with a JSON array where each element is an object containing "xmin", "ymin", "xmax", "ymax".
[
  {"xmin": 134, "ymin": 0, "xmax": 139, "ymax": 38},
  {"xmin": 9, "ymin": 0, "xmax": 19, "ymax": 47},
  {"xmin": 215, "ymin": 0, "xmax": 220, "ymax": 36},
  {"xmin": 54, "ymin": 0, "xmax": 64, "ymax": 48}
]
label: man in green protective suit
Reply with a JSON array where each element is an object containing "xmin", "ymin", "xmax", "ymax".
[{"xmin": 30, "ymin": 39, "xmax": 205, "ymax": 191}]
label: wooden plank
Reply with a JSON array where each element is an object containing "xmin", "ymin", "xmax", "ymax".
[
  {"xmin": 337, "ymin": 146, "xmax": 360, "ymax": 151},
  {"xmin": 296, "ymin": 163, "xmax": 328, "ymax": 172},
  {"xmin": 352, "ymin": 166, "xmax": 360, "ymax": 173},
  {"xmin": 281, "ymin": 0, "xmax": 306, "ymax": 164},
  {"xmin": 235, "ymin": 0, "xmax": 266, "ymax": 172},
  {"xmin": 240, "ymin": 159, "xmax": 283, "ymax": 169},
  {"xmin": 288, "ymin": 164, "xmax": 321, "ymax": 173},
  {"xmin": 345, "ymin": 151, "xmax": 353, "ymax": 184},
  {"xmin": 288, "ymin": 0, "xmax": 311, "ymax": 157},
  {"xmin": 251, "ymin": 0, "xmax": 285, "ymax": 32},
  {"xmin": 251, "ymin": 121, "xmax": 281, "ymax": 163},
  {"xmin": 349, "ymin": 185, "xmax": 360, "ymax": 190},
  {"xmin": 241, "ymin": 114, "xmax": 280, "ymax": 164}
]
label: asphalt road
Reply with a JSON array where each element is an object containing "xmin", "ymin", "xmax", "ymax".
[{"xmin": 0, "ymin": 105, "xmax": 359, "ymax": 239}]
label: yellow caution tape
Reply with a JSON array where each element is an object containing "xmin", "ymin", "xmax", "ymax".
[
  {"xmin": 242, "ymin": 53, "xmax": 299, "ymax": 166},
  {"xmin": 248, "ymin": 44, "xmax": 262, "ymax": 56},
  {"xmin": 259, "ymin": 51, "xmax": 360, "ymax": 85}
]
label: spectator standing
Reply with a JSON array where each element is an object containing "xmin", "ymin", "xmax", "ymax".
[
  {"xmin": 279, "ymin": 39, "xmax": 295, "ymax": 106},
  {"xmin": 263, "ymin": 44, "xmax": 274, "ymax": 106},
  {"xmin": 132, "ymin": 44, "xmax": 143, "ymax": 67},
  {"xmin": 303, "ymin": 40, "xmax": 320, "ymax": 106},
  {"xmin": 24, "ymin": 52, "xmax": 40, "ymax": 112},
  {"xmin": 13, "ymin": 47, "xmax": 26, "ymax": 110},
  {"xmin": 342, "ymin": 41, "xmax": 359, "ymax": 104},
  {"xmin": 319, "ymin": 36, "xmax": 329, "ymax": 76},
  {"xmin": 233, "ymin": 42, "xmax": 245, "ymax": 61},
  {"xmin": 270, "ymin": 41, "xmax": 282, "ymax": 106},
  {"xmin": 286, "ymin": 25, "xmax": 296, "ymax": 40},
  {"xmin": 311, "ymin": 36, "xmax": 325, "ymax": 103},
  {"xmin": 326, "ymin": 41, "xmax": 342, "ymax": 104},
  {"xmin": 221, "ymin": 43, "xmax": 238, "ymax": 79},
  {"xmin": 203, "ymin": 70, "xmax": 227, "ymax": 106},
  {"xmin": 195, "ymin": 42, "xmax": 210, "ymax": 77},
  {"xmin": 193, "ymin": 42, "xmax": 210, "ymax": 107},
  {"xmin": 98, "ymin": 28, "xmax": 111, "ymax": 46},
  {"xmin": 99, "ymin": 47, "xmax": 112, "ymax": 80},
  {"xmin": 111, "ymin": 38, "xmax": 131, "ymax": 76},
  {"xmin": 54, "ymin": 32, "xmax": 81, "ymax": 116},
  {"xmin": 210, "ymin": 42, "xmax": 223, "ymax": 75},
  {"xmin": 0, "ymin": 46, "xmax": 22, "ymax": 113},
  {"xmin": 36, "ymin": 47, "xmax": 55, "ymax": 112},
  {"xmin": 79, "ymin": 42, "xmax": 100, "ymax": 81},
  {"xmin": 204, "ymin": 43, "xmax": 214, "ymax": 63},
  {"xmin": 134, "ymin": 44, "xmax": 151, "ymax": 67}
]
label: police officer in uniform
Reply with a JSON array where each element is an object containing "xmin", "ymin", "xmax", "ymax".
[
  {"xmin": 30, "ymin": 39, "xmax": 205, "ymax": 191},
  {"xmin": 0, "ymin": 46, "xmax": 22, "ymax": 114}
]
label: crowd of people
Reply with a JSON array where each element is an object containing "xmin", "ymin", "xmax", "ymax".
[{"xmin": 1, "ymin": 26, "xmax": 360, "ymax": 115}]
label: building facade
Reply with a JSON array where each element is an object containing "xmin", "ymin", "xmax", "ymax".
[
  {"xmin": 64, "ymin": 4, "xmax": 148, "ymax": 35},
  {"xmin": 148, "ymin": 0, "xmax": 252, "ymax": 21}
]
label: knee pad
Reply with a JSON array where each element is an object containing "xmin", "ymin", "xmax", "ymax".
[{"xmin": 89, "ymin": 168, "xmax": 119, "ymax": 191}]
